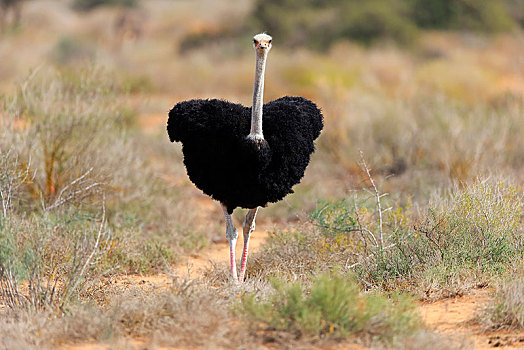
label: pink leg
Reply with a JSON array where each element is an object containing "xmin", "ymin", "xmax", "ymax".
[
  {"xmin": 222, "ymin": 205, "xmax": 238, "ymax": 282},
  {"xmin": 229, "ymin": 236, "xmax": 238, "ymax": 282},
  {"xmin": 239, "ymin": 208, "xmax": 258, "ymax": 282}
]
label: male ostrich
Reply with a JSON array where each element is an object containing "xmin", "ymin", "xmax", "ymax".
[{"xmin": 167, "ymin": 33, "xmax": 323, "ymax": 282}]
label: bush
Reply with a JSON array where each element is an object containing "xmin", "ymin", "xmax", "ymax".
[
  {"xmin": 251, "ymin": 178, "xmax": 523, "ymax": 297},
  {"xmin": 0, "ymin": 66, "xmax": 187, "ymax": 276},
  {"xmin": 2, "ymin": 67, "xmax": 135, "ymax": 210},
  {"xmin": 242, "ymin": 272, "xmax": 420, "ymax": 343},
  {"xmin": 410, "ymin": 0, "xmax": 515, "ymax": 32},
  {"xmin": 321, "ymin": 180, "xmax": 523, "ymax": 295},
  {"xmin": 250, "ymin": 0, "xmax": 417, "ymax": 48},
  {"xmin": 248, "ymin": 0, "xmax": 516, "ymax": 49},
  {"xmin": 72, "ymin": 0, "xmax": 138, "ymax": 11},
  {"xmin": 418, "ymin": 181, "xmax": 523, "ymax": 274},
  {"xmin": 0, "ymin": 211, "xmax": 110, "ymax": 311},
  {"xmin": 51, "ymin": 37, "xmax": 96, "ymax": 65}
]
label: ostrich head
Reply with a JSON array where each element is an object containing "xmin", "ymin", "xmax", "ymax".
[{"xmin": 253, "ymin": 33, "xmax": 272, "ymax": 53}]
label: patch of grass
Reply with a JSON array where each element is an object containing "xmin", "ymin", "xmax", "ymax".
[
  {"xmin": 481, "ymin": 270, "xmax": 524, "ymax": 330},
  {"xmin": 0, "ymin": 210, "xmax": 110, "ymax": 312},
  {"xmin": 419, "ymin": 182, "xmax": 523, "ymax": 272},
  {"xmin": 0, "ymin": 66, "xmax": 217, "ymax": 277},
  {"xmin": 3, "ymin": 66, "xmax": 133, "ymax": 210},
  {"xmin": 351, "ymin": 180, "xmax": 522, "ymax": 296},
  {"xmin": 247, "ymin": 227, "xmax": 330, "ymax": 280},
  {"xmin": 250, "ymin": 179, "xmax": 523, "ymax": 298},
  {"xmin": 321, "ymin": 95, "xmax": 524, "ymax": 198},
  {"xmin": 241, "ymin": 272, "xmax": 420, "ymax": 344},
  {"xmin": 0, "ymin": 278, "xmax": 257, "ymax": 349}
]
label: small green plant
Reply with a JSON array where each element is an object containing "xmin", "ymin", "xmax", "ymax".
[{"xmin": 242, "ymin": 272, "xmax": 420, "ymax": 342}]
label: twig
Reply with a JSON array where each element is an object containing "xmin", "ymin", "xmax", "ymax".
[
  {"xmin": 346, "ymin": 237, "xmax": 413, "ymax": 269},
  {"xmin": 353, "ymin": 198, "xmax": 379, "ymax": 247},
  {"xmin": 360, "ymin": 151, "xmax": 384, "ymax": 249},
  {"xmin": 45, "ymin": 167, "xmax": 106, "ymax": 211},
  {"xmin": 61, "ymin": 199, "xmax": 108, "ymax": 309}
]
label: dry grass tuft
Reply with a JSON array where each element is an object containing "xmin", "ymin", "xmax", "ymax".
[
  {"xmin": 246, "ymin": 178, "xmax": 524, "ymax": 300},
  {"xmin": 481, "ymin": 270, "xmax": 524, "ymax": 330}
]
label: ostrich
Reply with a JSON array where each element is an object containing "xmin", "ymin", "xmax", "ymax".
[{"xmin": 167, "ymin": 33, "xmax": 323, "ymax": 282}]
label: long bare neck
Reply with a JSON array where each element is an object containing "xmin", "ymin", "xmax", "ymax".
[{"xmin": 248, "ymin": 50, "xmax": 268, "ymax": 139}]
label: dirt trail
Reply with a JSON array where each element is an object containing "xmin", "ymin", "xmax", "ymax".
[
  {"xmin": 62, "ymin": 188, "xmax": 523, "ymax": 350},
  {"xmin": 173, "ymin": 229, "xmax": 268, "ymax": 278},
  {"xmin": 420, "ymin": 289, "xmax": 524, "ymax": 349},
  {"xmin": 100, "ymin": 234, "xmax": 524, "ymax": 350},
  {"xmin": 107, "ymin": 226, "xmax": 269, "ymax": 292}
]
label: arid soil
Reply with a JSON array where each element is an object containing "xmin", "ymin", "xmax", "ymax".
[
  {"xmin": 420, "ymin": 288, "xmax": 524, "ymax": 349},
  {"xmin": 59, "ymin": 226, "xmax": 524, "ymax": 350}
]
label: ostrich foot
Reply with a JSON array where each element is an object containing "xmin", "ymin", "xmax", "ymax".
[{"xmin": 239, "ymin": 207, "xmax": 259, "ymax": 282}]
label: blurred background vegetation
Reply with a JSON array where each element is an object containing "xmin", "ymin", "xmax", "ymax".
[{"xmin": 211, "ymin": 0, "xmax": 521, "ymax": 48}]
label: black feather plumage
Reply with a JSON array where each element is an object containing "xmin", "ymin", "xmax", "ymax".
[{"xmin": 167, "ymin": 96, "xmax": 323, "ymax": 214}]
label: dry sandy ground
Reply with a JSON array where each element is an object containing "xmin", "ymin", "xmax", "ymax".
[
  {"xmin": 59, "ymin": 228, "xmax": 524, "ymax": 350},
  {"xmin": 420, "ymin": 289, "xmax": 524, "ymax": 349}
]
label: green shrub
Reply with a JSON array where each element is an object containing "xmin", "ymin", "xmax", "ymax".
[
  {"xmin": 242, "ymin": 272, "xmax": 420, "ymax": 342},
  {"xmin": 249, "ymin": 0, "xmax": 516, "ymax": 49},
  {"xmin": 253, "ymin": 179, "xmax": 523, "ymax": 296},
  {"xmin": 414, "ymin": 181, "xmax": 523, "ymax": 278},
  {"xmin": 0, "ymin": 66, "xmax": 183, "ymax": 276},
  {"xmin": 51, "ymin": 37, "xmax": 96, "ymax": 65},
  {"xmin": 250, "ymin": 0, "xmax": 417, "ymax": 48},
  {"xmin": 337, "ymin": 181, "xmax": 522, "ymax": 293},
  {"xmin": 410, "ymin": 0, "xmax": 515, "ymax": 32},
  {"xmin": 72, "ymin": 0, "xmax": 138, "ymax": 11}
]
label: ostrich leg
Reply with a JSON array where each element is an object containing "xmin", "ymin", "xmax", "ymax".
[
  {"xmin": 222, "ymin": 205, "xmax": 238, "ymax": 282},
  {"xmin": 239, "ymin": 207, "xmax": 259, "ymax": 282}
]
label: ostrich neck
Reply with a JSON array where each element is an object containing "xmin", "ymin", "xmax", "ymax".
[{"xmin": 248, "ymin": 50, "xmax": 268, "ymax": 139}]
